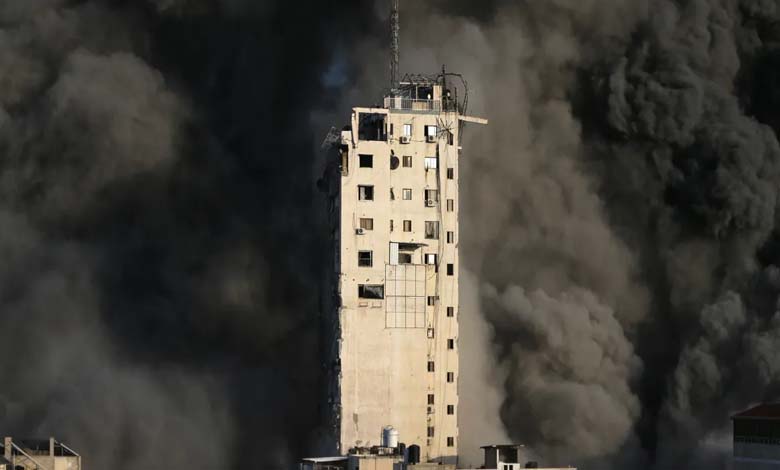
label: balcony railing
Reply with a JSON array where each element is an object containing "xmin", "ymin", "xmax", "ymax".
[{"xmin": 384, "ymin": 97, "xmax": 441, "ymax": 112}]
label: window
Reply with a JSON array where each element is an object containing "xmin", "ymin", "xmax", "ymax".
[
  {"xmin": 447, "ymin": 168, "xmax": 454, "ymax": 179},
  {"xmin": 403, "ymin": 189, "xmax": 412, "ymax": 200},
  {"xmin": 360, "ymin": 218, "xmax": 374, "ymax": 231},
  {"xmin": 428, "ymin": 394, "xmax": 435, "ymax": 405},
  {"xmin": 428, "ymin": 361, "xmax": 435, "ymax": 372},
  {"xmin": 358, "ymin": 284, "xmax": 385, "ymax": 299},
  {"xmin": 447, "ymin": 263, "xmax": 454, "ymax": 276},
  {"xmin": 447, "ymin": 199, "xmax": 454, "ymax": 212},
  {"xmin": 424, "ymin": 157, "xmax": 438, "ymax": 169},
  {"xmin": 447, "ymin": 231, "xmax": 455, "ymax": 244},
  {"xmin": 447, "ymin": 307, "xmax": 454, "ymax": 318},
  {"xmin": 358, "ymin": 251, "xmax": 373, "ymax": 267},
  {"xmin": 447, "ymin": 372, "xmax": 455, "ymax": 383},
  {"xmin": 403, "ymin": 124, "xmax": 412, "ymax": 136},
  {"xmin": 425, "ymin": 221, "xmax": 440, "ymax": 239},
  {"xmin": 448, "ymin": 339, "xmax": 455, "ymax": 350},
  {"xmin": 427, "ymin": 296, "xmax": 437, "ymax": 306},
  {"xmin": 427, "ymin": 328, "xmax": 435, "ymax": 338},
  {"xmin": 390, "ymin": 220, "xmax": 394, "ymax": 232},
  {"xmin": 399, "ymin": 253, "xmax": 413, "ymax": 264},
  {"xmin": 425, "ymin": 254, "xmax": 438, "ymax": 266},
  {"xmin": 447, "ymin": 131, "xmax": 454, "ymax": 145},
  {"xmin": 403, "ymin": 156, "xmax": 413, "ymax": 167},
  {"xmin": 359, "ymin": 154, "xmax": 373, "ymax": 168},
  {"xmin": 425, "ymin": 125, "xmax": 438, "ymax": 137},
  {"xmin": 427, "ymin": 427, "xmax": 435, "ymax": 438},
  {"xmin": 390, "ymin": 188, "xmax": 395, "ymax": 200},
  {"xmin": 447, "ymin": 405, "xmax": 455, "ymax": 415},
  {"xmin": 447, "ymin": 437, "xmax": 455, "ymax": 447},
  {"xmin": 358, "ymin": 185, "xmax": 374, "ymax": 201},
  {"xmin": 403, "ymin": 220, "xmax": 412, "ymax": 232},
  {"xmin": 425, "ymin": 189, "xmax": 439, "ymax": 204}
]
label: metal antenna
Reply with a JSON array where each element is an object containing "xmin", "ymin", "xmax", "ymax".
[{"xmin": 390, "ymin": 0, "xmax": 400, "ymax": 92}]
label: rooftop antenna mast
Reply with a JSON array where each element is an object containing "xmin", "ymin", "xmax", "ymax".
[{"xmin": 390, "ymin": 0, "xmax": 400, "ymax": 93}]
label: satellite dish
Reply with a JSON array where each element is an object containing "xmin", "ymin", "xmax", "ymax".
[{"xmin": 390, "ymin": 155, "xmax": 400, "ymax": 170}]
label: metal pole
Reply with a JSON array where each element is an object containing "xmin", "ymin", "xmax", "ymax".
[{"xmin": 390, "ymin": 0, "xmax": 400, "ymax": 92}]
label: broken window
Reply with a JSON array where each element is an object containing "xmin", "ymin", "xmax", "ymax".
[
  {"xmin": 447, "ymin": 372, "xmax": 455, "ymax": 383},
  {"xmin": 359, "ymin": 154, "xmax": 373, "ymax": 168},
  {"xmin": 403, "ymin": 124, "xmax": 412, "ymax": 137},
  {"xmin": 447, "ymin": 199, "xmax": 454, "ymax": 212},
  {"xmin": 447, "ymin": 437, "xmax": 454, "ymax": 447},
  {"xmin": 403, "ymin": 220, "xmax": 412, "ymax": 232},
  {"xmin": 425, "ymin": 221, "xmax": 440, "ymax": 239},
  {"xmin": 358, "ymin": 284, "xmax": 385, "ymax": 299},
  {"xmin": 403, "ymin": 189, "xmax": 412, "ymax": 200},
  {"xmin": 358, "ymin": 251, "xmax": 373, "ymax": 267},
  {"xmin": 424, "ymin": 156, "xmax": 438, "ymax": 170},
  {"xmin": 359, "ymin": 218, "xmax": 374, "ymax": 231},
  {"xmin": 425, "ymin": 189, "xmax": 439, "ymax": 205},
  {"xmin": 447, "ymin": 263, "xmax": 454, "ymax": 276},
  {"xmin": 428, "ymin": 394, "xmax": 435, "ymax": 405},
  {"xmin": 448, "ymin": 339, "xmax": 455, "ymax": 350},
  {"xmin": 428, "ymin": 361, "xmax": 435, "ymax": 372},
  {"xmin": 358, "ymin": 185, "xmax": 374, "ymax": 201},
  {"xmin": 447, "ymin": 405, "xmax": 455, "ymax": 415},
  {"xmin": 447, "ymin": 168, "xmax": 454, "ymax": 179},
  {"xmin": 447, "ymin": 231, "xmax": 454, "ymax": 244},
  {"xmin": 403, "ymin": 156, "xmax": 413, "ymax": 167},
  {"xmin": 447, "ymin": 307, "xmax": 454, "ymax": 317},
  {"xmin": 358, "ymin": 113, "xmax": 387, "ymax": 141}
]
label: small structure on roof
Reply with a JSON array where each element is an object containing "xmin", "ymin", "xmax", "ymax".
[{"xmin": 1, "ymin": 437, "xmax": 81, "ymax": 470}]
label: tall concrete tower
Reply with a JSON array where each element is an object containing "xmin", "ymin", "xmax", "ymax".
[{"xmin": 321, "ymin": 73, "xmax": 487, "ymax": 463}]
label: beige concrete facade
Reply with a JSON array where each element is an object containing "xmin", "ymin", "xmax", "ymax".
[{"xmin": 333, "ymin": 83, "xmax": 472, "ymax": 464}]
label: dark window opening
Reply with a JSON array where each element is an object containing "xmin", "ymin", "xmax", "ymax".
[
  {"xmin": 428, "ymin": 394, "xmax": 435, "ymax": 405},
  {"xmin": 447, "ymin": 263, "xmax": 454, "ymax": 276},
  {"xmin": 447, "ymin": 437, "xmax": 455, "ymax": 447},
  {"xmin": 358, "ymin": 185, "xmax": 374, "ymax": 201},
  {"xmin": 403, "ymin": 156, "xmax": 413, "ymax": 167},
  {"xmin": 399, "ymin": 253, "xmax": 413, "ymax": 264},
  {"xmin": 447, "ymin": 231, "xmax": 455, "ymax": 244},
  {"xmin": 358, "ymin": 113, "xmax": 387, "ymax": 141},
  {"xmin": 427, "ymin": 361, "xmax": 435, "ymax": 372},
  {"xmin": 448, "ymin": 339, "xmax": 455, "ymax": 350},
  {"xmin": 358, "ymin": 284, "xmax": 385, "ymax": 299},
  {"xmin": 447, "ymin": 168, "xmax": 454, "ymax": 179},
  {"xmin": 358, "ymin": 251, "xmax": 373, "ymax": 267},
  {"xmin": 359, "ymin": 154, "xmax": 373, "ymax": 168},
  {"xmin": 427, "ymin": 296, "xmax": 437, "ymax": 306},
  {"xmin": 447, "ymin": 405, "xmax": 455, "ymax": 415},
  {"xmin": 359, "ymin": 218, "xmax": 374, "ymax": 230},
  {"xmin": 427, "ymin": 426, "xmax": 435, "ymax": 438},
  {"xmin": 447, "ymin": 307, "xmax": 454, "ymax": 317},
  {"xmin": 403, "ymin": 220, "xmax": 412, "ymax": 232},
  {"xmin": 447, "ymin": 372, "xmax": 455, "ymax": 383},
  {"xmin": 425, "ymin": 221, "xmax": 440, "ymax": 239}
]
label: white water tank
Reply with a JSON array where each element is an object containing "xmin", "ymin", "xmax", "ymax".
[{"xmin": 382, "ymin": 426, "xmax": 399, "ymax": 448}]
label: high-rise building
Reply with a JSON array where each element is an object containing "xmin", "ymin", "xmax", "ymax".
[{"xmin": 320, "ymin": 74, "xmax": 486, "ymax": 463}]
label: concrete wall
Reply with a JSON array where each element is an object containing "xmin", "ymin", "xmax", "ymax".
[{"xmin": 337, "ymin": 96, "xmax": 460, "ymax": 463}]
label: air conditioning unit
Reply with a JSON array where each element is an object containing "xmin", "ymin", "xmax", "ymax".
[
  {"xmin": 426, "ymin": 135, "xmax": 436, "ymax": 143},
  {"xmin": 356, "ymin": 228, "xmax": 365, "ymax": 235},
  {"xmin": 425, "ymin": 199, "xmax": 436, "ymax": 207},
  {"xmin": 400, "ymin": 135, "xmax": 411, "ymax": 144}
]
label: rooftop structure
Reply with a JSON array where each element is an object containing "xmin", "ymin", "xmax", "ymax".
[
  {"xmin": 0, "ymin": 437, "xmax": 81, "ymax": 470},
  {"xmin": 733, "ymin": 403, "xmax": 780, "ymax": 469}
]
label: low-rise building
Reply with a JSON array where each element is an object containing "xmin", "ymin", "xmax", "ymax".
[
  {"xmin": 733, "ymin": 403, "xmax": 780, "ymax": 469},
  {"xmin": 2, "ymin": 437, "xmax": 81, "ymax": 470}
]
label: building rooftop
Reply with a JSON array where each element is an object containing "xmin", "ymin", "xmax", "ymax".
[
  {"xmin": 732, "ymin": 403, "xmax": 780, "ymax": 420},
  {"xmin": 301, "ymin": 457, "xmax": 349, "ymax": 463}
]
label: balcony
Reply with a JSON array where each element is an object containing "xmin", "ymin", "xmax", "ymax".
[{"xmin": 384, "ymin": 97, "xmax": 441, "ymax": 113}]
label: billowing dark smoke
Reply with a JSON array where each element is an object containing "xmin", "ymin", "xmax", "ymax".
[{"xmin": 0, "ymin": 1, "xmax": 380, "ymax": 468}]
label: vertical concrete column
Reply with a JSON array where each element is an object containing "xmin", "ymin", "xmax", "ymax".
[{"xmin": 3, "ymin": 437, "xmax": 11, "ymax": 463}]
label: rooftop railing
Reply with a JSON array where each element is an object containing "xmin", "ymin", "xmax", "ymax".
[{"xmin": 384, "ymin": 97, "xmax": 441, "ymax": 112}]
